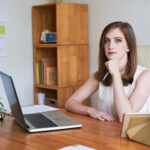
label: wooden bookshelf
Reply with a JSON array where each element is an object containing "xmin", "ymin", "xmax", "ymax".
[{"xmin": 32, "ymin": 2, "xmax": 89, "ymax": 107}]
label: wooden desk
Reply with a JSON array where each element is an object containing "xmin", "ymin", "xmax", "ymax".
[{"xmin": 0, "ymin": 110, "xmax": 149, "ymax": 150}]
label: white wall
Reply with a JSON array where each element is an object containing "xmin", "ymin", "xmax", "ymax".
[
  {"xmin": 65, "ymin": 0, "xmax": 150, "ymax": 108},
  {"xmin": 1, "ymin": 0, "xmax": 150, "ymax": 110},
  {"xmin": 0, "ymin": 0, "xmax": 52, "ymax": 111}
]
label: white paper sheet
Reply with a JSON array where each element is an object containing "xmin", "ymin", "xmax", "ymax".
[
  {"xmin": 58, "ymin": 145, "xmax": 96, "ymax": 150},
  {"xmin": 21, "ymin": 105, "xmax": 59, "ymax": 114}
]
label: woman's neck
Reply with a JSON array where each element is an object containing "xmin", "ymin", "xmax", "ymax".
[{"xmin": 119, "ymin": 54, "xmax": 128, "ymax": 74}]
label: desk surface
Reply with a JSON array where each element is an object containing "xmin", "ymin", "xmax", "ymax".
[{"xmin": 0, "ymin": 109, "xmax": 149, "ymax": 150}]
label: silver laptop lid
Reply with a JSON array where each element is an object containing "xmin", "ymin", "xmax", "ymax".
[{"xmin": 0, "ymin": 71, "xmax": 27, "ymax": 129}]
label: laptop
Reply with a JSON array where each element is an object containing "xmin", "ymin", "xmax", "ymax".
[{"xmin": 0, "ymin": 71, "xmax": 82, "ymax": 132}]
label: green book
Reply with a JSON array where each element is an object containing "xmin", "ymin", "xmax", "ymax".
[{"xmin": 38, "ymin": 63, "xmax": 43, "ymax": 84}]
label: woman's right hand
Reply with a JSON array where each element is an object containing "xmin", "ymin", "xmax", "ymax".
[{"xmin": 87, "ymin": 107, "xmax": 115, "ymax": 121}]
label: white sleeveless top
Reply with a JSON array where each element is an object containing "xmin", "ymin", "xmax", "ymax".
[{"xmin": 98, "ymin": 65, "xmax": 150, "ymax": 119}]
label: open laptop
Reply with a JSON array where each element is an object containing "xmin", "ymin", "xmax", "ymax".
[{"xmin": 0, "ymin": 71, "xmax": 82, "ymax": 132}]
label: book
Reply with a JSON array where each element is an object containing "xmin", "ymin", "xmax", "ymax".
[
  {"xmin": 36, "ymin": 63, "xmax": 43, "ymax": 84},
  {"xmin": 42, "ymin": 58, "xmax": 57, "ymax": 84},
  {"xmin": 36, "ymin": 63, "xmax": 39, "ymax": 84},
  {"xmin": 46, "ymin": 67, "xmax": 57, "ymax": 85}
]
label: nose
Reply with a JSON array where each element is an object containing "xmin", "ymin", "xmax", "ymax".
[{"xmin": 109, "ymin": 41, "xmax": 115, "ymax": 50}]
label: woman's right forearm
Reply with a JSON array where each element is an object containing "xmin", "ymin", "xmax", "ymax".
[
  {"xmin": 65, "ymin": 100, "xmax": 92, "ymax": 115},
  {"xmin": 65, "ymin": 100, "xmax": 115, "ymax": 121}
]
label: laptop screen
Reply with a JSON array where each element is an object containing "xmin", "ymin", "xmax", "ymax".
[{"xmin": 0, "ymin": 72, "xmax": 27, "ymax": 129}]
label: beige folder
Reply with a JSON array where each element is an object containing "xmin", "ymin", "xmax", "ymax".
[{"xmin": 126, "ymin": 117, "xmax": 150, "ymax": 146}]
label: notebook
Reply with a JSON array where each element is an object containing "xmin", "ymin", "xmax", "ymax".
[{"xmin": 0, "ymin": 71, "xmax": 82, "ymax": 132}]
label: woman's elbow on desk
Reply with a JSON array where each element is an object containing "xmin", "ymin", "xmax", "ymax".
[
  {"xmin": 65, "ymin": 98, "xmax": 90, "ymax": 116},
  {"xmin": 65, "ymin": 98, "xmax": 80, "ymax": 113},
  {"xmin": 65, "ymin": 99, "xmax": 72, "ymax": 111},
  {"xmin": 65, "ymin": 99, "xmax": 71, "ymax": 111}
]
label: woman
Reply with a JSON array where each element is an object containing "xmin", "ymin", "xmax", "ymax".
[{"xmin": 65, "ymin": 21, "xmax": 150, "ymax": 122}]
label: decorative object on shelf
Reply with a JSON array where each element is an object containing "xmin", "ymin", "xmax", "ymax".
[
  {"xmin": 40, "ymin": 29, "xmax": 50, "ymax": 43},
  {"xmin": 46, "ymin": 32, "xmax": 56, "ymax": 43},
  {"xmin": 40, "ymin": 29, "xmax": 56, "ymax": 43},
  {"xmin": 37, "ymin": 93, "xmax": 46, "ymax": 105},
  {"xmin": 45, "ymin": 97, "xmax": 57, "ymax": 107}
]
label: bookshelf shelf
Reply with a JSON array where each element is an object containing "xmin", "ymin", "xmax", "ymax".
[
  {"xmin": 34, "ymin": 44, "xmax": 88, "ymax": 48},
  {"xmin": 35, "ymin": 84, "xmax": 58, "ymax": 90},
  {"xmin": 32, "ymin": 2, "xmax": 89, "ymax": 107},
  {"xmin": 34, "ymin": 44, "xmax": 57, "ymax": 48}
]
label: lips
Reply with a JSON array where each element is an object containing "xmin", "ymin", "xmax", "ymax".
[{"xmin": 108, "ymin": 52, "xmax": 117, "ymax": 55}]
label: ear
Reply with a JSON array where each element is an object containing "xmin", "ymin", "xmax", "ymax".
[
  {"xmin": 126, "ymin": 45, "xmax": 129, "ymax": 52},
  {"xmin": 126, "ymin": 48, "xmax": 129, "ymax": 52}
]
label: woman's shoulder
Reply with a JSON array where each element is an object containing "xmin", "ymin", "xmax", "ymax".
[
  {"xmin": 134, "ymin": 65, "xmax": 149, "ymax": 78},
  {"xmin": 135, "ymin": 65, "xmax": 150, "ymax": 83},
  {"xmin": 91, "ymin": 72, "xmax": 100, "ymax": 82},
  {"xmin": 84, "ymin": 72, "xmax": 100, "ymax": 86},
  {"xmin": 136, "ymin": 65, "xmax": 149, "ymax": 72}
]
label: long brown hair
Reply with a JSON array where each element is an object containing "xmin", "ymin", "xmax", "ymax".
[{"xmin": 94, "ymin": 21, "xmax": 137, "ymax": 86}]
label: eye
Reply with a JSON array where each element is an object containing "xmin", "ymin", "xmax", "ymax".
[
  {"xmin": 104, "ymin": 38, "xmax": 110, "ymax": 44},
  {"xmin": 115, "ymin": 38, "xmax": 122, "ymax": 43}
]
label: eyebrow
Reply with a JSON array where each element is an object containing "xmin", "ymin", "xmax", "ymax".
[
  {"xmin": 114, "ymin": 37, "xmax": 123, "ymax": 39},
  {"xmin": 105, "ymin": 36, "xmax": 123, "ymax": 39}
]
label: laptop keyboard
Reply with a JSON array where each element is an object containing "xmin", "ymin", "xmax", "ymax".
[{"xmin": 24, "ymin": 113, "xmax": 57, "ymax": 128}]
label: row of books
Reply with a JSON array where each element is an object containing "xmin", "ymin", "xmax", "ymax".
[{"xmin": 36, "ymin": 58, "xmax": 57, "ymax": 85}]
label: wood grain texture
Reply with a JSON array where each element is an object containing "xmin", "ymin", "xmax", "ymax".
[
  {"xmin": 0, "ymin": 110, "xmax": 150, "ymax": 150},
  {"xmin": 57, "ymin": 86, "xmax": 89, "ymax": 107},
  {"xmin": 57, "ymin": 45, "xmax": 89, "ymax": 87},
  {"xmin": 56, "ymin": 3, "xmax": 88, "ymax": 45}
]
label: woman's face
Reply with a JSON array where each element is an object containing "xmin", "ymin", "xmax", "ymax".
[{"xmin": 104, "ymin": 28, "xmax": 129, "ymax": 61}]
